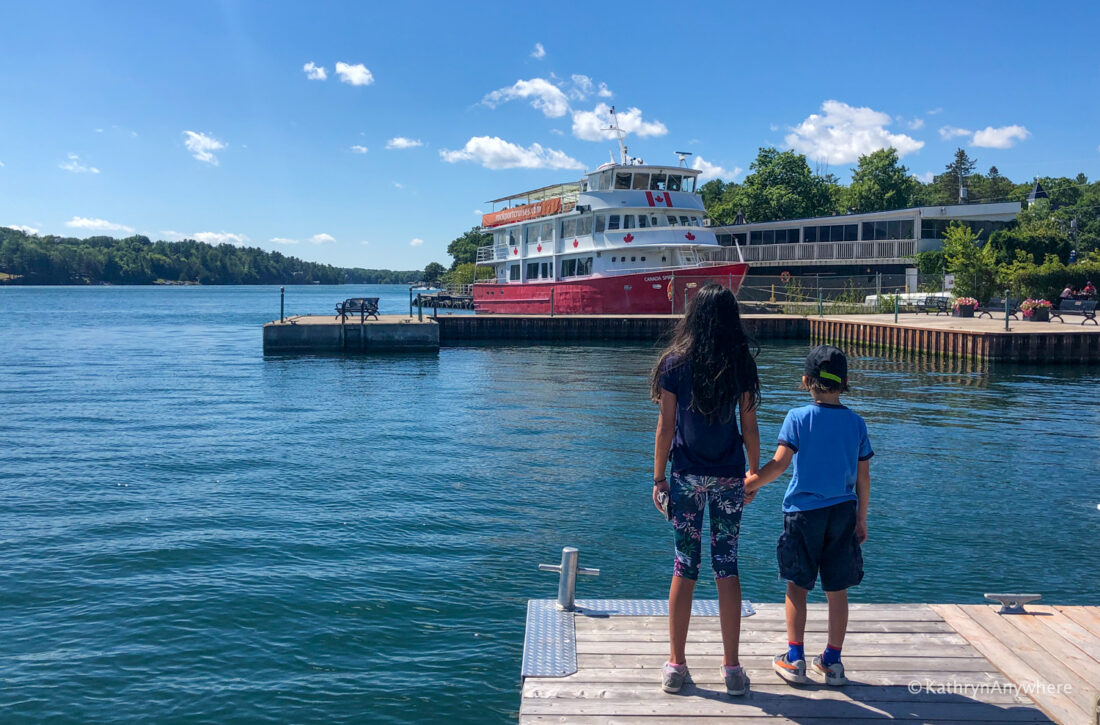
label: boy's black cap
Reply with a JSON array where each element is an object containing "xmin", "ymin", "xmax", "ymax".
[{"xmin": 804, "ymin": 345, "xmax": 847, "ymax": 385}]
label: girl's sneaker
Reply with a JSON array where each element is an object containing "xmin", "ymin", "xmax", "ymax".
[
  {"xmin": 772, "ymin": 652, "xmax": 810, "ymax": 685},
  {"xmin": 812, "ymin": 655, "xmax": 848, "ymax": 686},
  {"xmin": 722, "ymin": 665, "xmax": 750, "ymax": 696},
  {"xmin": 661, "ymin": 662, "xmax": 690, "ymax": 693}
]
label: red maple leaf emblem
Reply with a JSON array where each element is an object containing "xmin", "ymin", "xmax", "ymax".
[
  {"xmin": 623, "ymin": 233, "xmax": 634, "ymax": 243},
  {"xmin": 685, "ymin": 232, "xmax": 696, "ymax": 241},
  {"xmin": 573, "ymin": 239, "xmax": 579, "ymax": 248},
  {"xmin": 513, "ymin": 247, "xmax": 518, "ymax": 255},
  {"xmin": 536, "ymin": 244, "xmax": 542, "ymax": 252}
]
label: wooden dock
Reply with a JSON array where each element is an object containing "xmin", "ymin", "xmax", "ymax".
[{"xmin": 520, "ymin": 601, "xmax": 1100, "ymax": 724}]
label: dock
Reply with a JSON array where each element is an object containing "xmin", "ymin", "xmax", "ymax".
[
  {"xmin": 520, "ymin": 600, "xmax": 1100, "ymax": 724},
  {"xmin": 262, "ymin": 312, "xmax": 1100, "ymax": 363}
]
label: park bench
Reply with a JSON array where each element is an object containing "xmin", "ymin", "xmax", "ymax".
[
  {"xmin": 335, "ymin": 297, "xmax": 380, "ymax": 322},
  {"xmin": 977, "ymin": 297, "xmax": 1020, "ymax": 320},
  {"xmin": 919, "ymin": 296, "xmax": 949, "ymax": 315},
  {"xmin": 1050, "ymin": 298, "xmax": 1098, "ymax": 325}
]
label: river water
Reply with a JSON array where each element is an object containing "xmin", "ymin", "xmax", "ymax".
[{"xmin": 1, "ymin": 285, "xmax": 1097, "ymax": 723}]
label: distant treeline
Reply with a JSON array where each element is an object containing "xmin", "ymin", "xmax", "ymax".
[{"xmin": 0, "ymin": 228, "xmax": 420, "ymax": 285}]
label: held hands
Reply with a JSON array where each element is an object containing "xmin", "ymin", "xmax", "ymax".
[
  {"xmin": 743, "ymin": 469, "xmax": 759, "ymax": 505},
  {"xmin": 855, "ymin": 517, "xmax": 868, "ymax": 544}
]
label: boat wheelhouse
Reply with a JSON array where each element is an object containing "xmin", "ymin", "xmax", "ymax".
[{"xmin": 474, "ymin": 132, "xmax": 748, "ymax": 314}]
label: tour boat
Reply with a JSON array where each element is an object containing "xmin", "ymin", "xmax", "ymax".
[{"xmin": 474, "ymin": 112, "xmax": 748, "ymax": 315}]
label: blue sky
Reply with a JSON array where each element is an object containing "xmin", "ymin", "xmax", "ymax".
[{"xmin": 2, "ymin": 1, "xmax": 1098, "ymax": 270}]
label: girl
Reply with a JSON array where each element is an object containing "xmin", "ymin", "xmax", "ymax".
[{"xmin": 651, "ymin": 283, "xmax": 761, "ymax": 696}]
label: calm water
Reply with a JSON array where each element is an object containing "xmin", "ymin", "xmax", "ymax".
[{"xmin": 1, "ymin": 285, "xmax": 1098, "ymax": 723}]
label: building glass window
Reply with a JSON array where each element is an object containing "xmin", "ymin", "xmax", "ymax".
[
  {"xmin": 607, "ymin": 214, "xmax": 621, "ymax": 230},
  {"xmin": 750, "ymin": 231, "xmax": 763, "ymax": 244},
  {"xmin": 763, "ymin": 230, "xmax": 775, "ymax": 244},
  {"xmin": 804, "ymin": 226, "xmax": 817, "ymax": 243},
  {"xmin": 631, "ymin": 173, "xmax": 649, "ymax": 190},
  {"xmin": 733, "ymin": 233, "xmax": 747, "ymax": 246},
  {"xmin": 844, "ymin": 224, "xmax": 858, "ymax": 241},
  {"xmin": 614, "ymin": 173, "xmax": 631, "ymax": 190}
]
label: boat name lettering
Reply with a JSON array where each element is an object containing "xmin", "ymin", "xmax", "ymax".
[{"xmin": 643, "ymin": 274, "xmax": 674, "ymax": 282}]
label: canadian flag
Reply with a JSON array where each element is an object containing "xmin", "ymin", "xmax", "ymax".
[{"xmin": 645, "ymin": 191, "xmax": 673, "ymax": 207}]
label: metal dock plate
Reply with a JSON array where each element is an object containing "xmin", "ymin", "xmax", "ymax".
[{"xmin": 521, "ymin": 600, "xmax": 576, "ymax": 679}]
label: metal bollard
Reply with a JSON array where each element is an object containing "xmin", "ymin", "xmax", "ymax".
[
  {"xmin": 538, "ymin": 546, "xmax": 599, "ymax": 611},
  {"xmin": 1004, "ymin": 288, "xmax": 1010, "ymax": 331},
  {"xmin": 417, "ymin": 294, "xmax": 423, "ymax": 322},
  {"xmin": 280, "ymin": 286, "xmax": 285, "ymax": 322}
]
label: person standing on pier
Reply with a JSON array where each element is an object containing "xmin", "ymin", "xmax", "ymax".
[
  {"xmin": 745, "ymin": 345, "xmax": 872, "ymax": 687},
  {"xmin": 651, "ymin": 283, "xmax": 761, "ymax": 697}
]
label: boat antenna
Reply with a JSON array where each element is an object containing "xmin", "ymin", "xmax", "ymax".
[
  {"xmin": 606, "ymin": 105, "xmax": 628, "ymax": 165},
  {"xmin": 675, "ymin": 151, "xmax": 692, "ymax": 168}
]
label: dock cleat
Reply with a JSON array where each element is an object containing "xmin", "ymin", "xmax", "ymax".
[
  {"xmin": 772, "ymin": 652, "xmax": 810, "ymax": 685},
  {"xmin": 812, "ymin": 655, "xmax": 849, "ymax": 686}
]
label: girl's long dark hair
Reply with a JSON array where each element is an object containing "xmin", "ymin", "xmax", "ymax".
[{"xmin": 650, "ymin": 283, "xmax": 761, "ymax": 421}]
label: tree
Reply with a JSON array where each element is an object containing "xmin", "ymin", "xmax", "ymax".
[
  {"xmin": 847, "ymin": 148, "xmax": 918, "ymax": 213},
  {"xmin": 937, "ymin": 148, "xmax": 978, "ymax": 205},
  {"xmin": 446, "ymin": 226, "xmax": 492, "ymax": 269},
  {"xmin": 698, "ymin": 179, "xmax": 727, "ymax": 211},
  {"xmin": 941, "ymin": 222, "xmax": 997, "ymax": 302},
  {"xmin": 721, "ymin": 147, "xmax": 834, "ymax": 222},
  {"xmin": 423, "ymin": 262, "xmax": 446, "ymax": 283}
]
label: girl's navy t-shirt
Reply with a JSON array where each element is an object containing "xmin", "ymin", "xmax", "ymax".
[{"xmin": 658, "ymin": 355, "xmax": 746, "ymax": 476}]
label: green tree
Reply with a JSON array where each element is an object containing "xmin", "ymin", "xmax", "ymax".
[
  {"xmin": 847, "ymin": 148, "xmax": 918, "ymax": 213},
  {"xmin": 698, "ymin": 179, "xmax": 727, "ymax": 211},
  {"xmin": 721, "ymin": 147, "xmax": 834, "ymax": 222},
  {"xmin": 941, "ymin": 221, "xmax": 997, "ymax": 302},
  {"xmin": 423, "ymin": 262, "xmax": 446, "ymax": 283},
  {"xmin": 941, "ymin": 147, "xmax": 978, "ymax": 205},
  {"xmin": 446, "ymin": 226, "xmax": 491, "ymax": 269}
]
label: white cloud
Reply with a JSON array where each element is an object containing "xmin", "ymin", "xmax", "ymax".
[
  {"xmin": 927, "ymin": 107, "xmax": 943, "ymax": 115},
  {"xmin": 915, "ymin": 171, "xmax": 935, "ymax": 183},
  {"xmin": 691, "ymin": 156, "xmax": 741, "ymax": 182},
  {"xmin": 309, "ymin": 233, "xmax": 336, "ymax": 244},
  {"xmin": 303, "ymin": 61, "xmax": 327, "ymax": 81},
  {"xmin": 549, "ymin": 128, "xmax": 564, "ymax": 136},
  {"xmin": 907, "ymin": 118, "xmax": 925, "ymax": 130},
  {"xmin": 482, "ymin": 78, "xmax": 570, "ymax": 118},
  {"xmin": 386, "ymin": 137, "xmax": 423, "ymax": 150},
  {"xmin": 59, "ymin": 153, "xmax": 100, "ymax": 174},
  {"xmin": 393, "ymin": 182, "xmax": 404, "ymax": 188},
  {"xmin": 597, "ymin": 82, "xmax": 612, "ymax": 98},
  {"xmin": 359, "ymin": 240, "xmax": 370, "ymax": 245},
  {"xmin": 270, "ymin": 237, "xmax": 299, "ymax": 245},
  {"xmin": 570, "ymin": 74, "xmax": 594, "ymax": 100},
  {"xmin": 784, "ymin": 100, "xmax": 924, "ymax": 164},
  {"xmin": 193, "ymin": 231, "xmax": 249, "ymax": 245},
  {"xmin": 474, "ymin": 209, "xmax": 483, "ymax": 216},
  {"xmin": 183, "ymin": 131, "xmax": 226, "ymax": 165},
  {"xmin": 350, "ymin": 145, "xmax": 368, "ymax": 153},
  {"xmin": 571, "ymin": 103, "xmax": 668, "ymax": 141},
  {"xmin": 65, "ymin": 216, "xmax": 134, "ymax": 233},
  {"xmin": 769, "ymin": 123, "xmax": 780, "ymax": 132},
  {"xmin": 0, "ymin": 160, "xmax": 4, "ymax": 166},
  {"xmin": 3, "ymin": 224, "xmax": 39, "ymax": 234},
  {"xmin": 95, "ymin": 128, "xmax": 104, "ymax": 133},
  {"xmin": 439, "ymin": 136, "xmax": 585, "ymax": 170},
  {"xmin": 159, "ymin": 230, "xmax": 185, "ymax": 240},
  {"xmin": 939, "ymin": 125, "xmax": 972, "ymax": 140},
  {"xmin": 971, "ymin": 125, "xmax": 1030, "ymax": 149},
  {"xmin": 530, "ymin": 42, "xmax": 546, "ymax": 59},
  {"xmin": 410, "ymin": 238, "xmax": 424, "ymax": 247},
  {"xmin": 335, "ymin": 61, "xmax": 373, "ymax": 86}
]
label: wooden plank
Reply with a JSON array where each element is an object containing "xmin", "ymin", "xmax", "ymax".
[
  {"xmin": 518, "ymin": 697, "xmax": 1049, "ymax": 721},
  {"xmin": 1056, "ymin": 605, "xmax": 1100, "ymax": 640},
  {"xmin": 575, "ymin": 631, "xmax": 968, "ymax": 646},
  {"xmin": 999, "ymin": 609, "xmax": 1100, "ymax": 703},
  {"xmin": 574, "ymin": 641, "xmax": 980, "ymax": 657},
  {"xmin": 939, "ymin": 604, "xmax": 1090, "ymax": 725},
  {"xmin": 1030, "ymin": 605, "xmax": 1100, "ymax": 664},
  {"xmin": 577, "ymin": 654, "xmax": 998, "ymax": 672},
  {"xmin": 554, "ymin": 667, "xmax": 1014, "ymax": 688},
  {"xmin": 575, "ymin": 618, "xmax": 956, "ymax": 634},
  {"xmin": 577, "ymin": 609, "xmax": 945, "ymax": 622},
  {"xmin": 520, "ymin": 717, "xmax": 1032, "ymax": 725},
  {"xmin": 523, "ymin": 681, "xmax": 1028, "ymax": 705}
]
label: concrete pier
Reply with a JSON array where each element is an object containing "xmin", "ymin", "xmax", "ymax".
[{"xmin": 262, "ymin": 315, "xmax": 438, "ymax": 353}]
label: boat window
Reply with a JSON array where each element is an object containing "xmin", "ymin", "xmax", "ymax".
[
  {"xmin": 576, "ymin": 216, "xmax": 592, "ymax": 236},
  {"xmin": 631, "ymin": 173, "xmax": 649, "ymax": 190},
  {"xmin": 641, "ymin": 256, "xmax": 646, "ymax": 261},
  {"xmin": 595, "ymin": 215, "xmax": 605, "ymax": 233},
  {"xmin": 526, "ymin": 262, "xmax": 538, "ymax": 279},
  {"xmin": 561, "ymin": 259, "xmax": 576, "ymax": 277},
  {"xmin": 678, "ymin": 216, "xmax": 690, "ymax": 226},
  {"xmin": 579, "ymin": 257, "xmax": 592, "ymax": 275},
  {"xmin": 667, "ymin": 215, "xmax": 679, "ymax": 226},
  {"xmin": 541, "ymin": 222, "xmax": 553, "ymax": 240},
  {"xmin": 541, "ymin": 262, "xmax": 549, "ymax": 278},
  {"xmin": 523, "ymin": 224, "xmax": 534, "ymax": 243},
  {"xmin": 509, "ymin": 264, "xmax": 520, "ymax": 281},
  {"xmin": 493, "ymin": 230, "xmax": 505, "ymax": 245},
  {"xmin": 614, "ymin": 173, "xmax": 631, "ymax": 189},
  {"xmin": 650, "ymin": 215, "xmax": 661, "ymax": 227},
  {"xmin": 682, "ymin": 176, "xmax": 696, "ymax": 193},
  {"xmin": 607, "ymin": 215, "xmax": 621, "ymax": 230},
  {"xmin": 630, "ymin": 256, "xmax": 636, "ymax": 262},
  {"xmin": 662, "ymin": 256, "xmax": 667, "ymax": 262},
  {"xmin": 508, "ymin": 228, "xmax": 521, "ymax": 245},
  {"xmin": 598, "ymin": 172, "xmax": 612, "ymax": 190},
  {"xmin": 638, "ymin": 215, "xmax": 648, "ymax": 229},
  {"xmin": 623, "ymin": 215, "xmax": 635, "ymax": 230},
  {"xmin": 612, "ymin": 257, "xmax": 617, "ymax": 262},
  {"xmin": 667, "ymin": 175, "xmax": 682, "ymax": 192},
  {"xmin": 561, "ymin": 218, "xmax": 577, "ymax": 238},
  {"xmin": 650, "ymin": 173, "xmax": 667, "ymax": 190}
]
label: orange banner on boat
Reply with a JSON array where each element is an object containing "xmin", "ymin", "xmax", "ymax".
[{"xmin": 482, "ymin": 198, "xmax": 562, "ymax": 228}]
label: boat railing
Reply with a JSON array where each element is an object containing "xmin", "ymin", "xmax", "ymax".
[{"xmin": 696, "ymin": 245, "xmax": 745, "ymax": 265}]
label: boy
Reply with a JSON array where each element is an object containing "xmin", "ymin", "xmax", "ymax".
[{"xmin": 744, "ymin": 345, "xmax": 871, "ymax": 687}]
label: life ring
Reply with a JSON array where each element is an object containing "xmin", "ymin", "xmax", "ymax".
[
  {"xmin": 780, "ymin": 271, "xmax": 791, "ymax": 283},
  {"xmin": 666, "ymin": 280, "xmax": 673, "ymax": 302}
]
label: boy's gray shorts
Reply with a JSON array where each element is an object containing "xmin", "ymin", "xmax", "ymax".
[{"xmin": 777, "ymin": 500, "xmax": 864, "ymax": 592}]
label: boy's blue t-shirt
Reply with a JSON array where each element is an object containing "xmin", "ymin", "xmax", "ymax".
[{"xmin": 777, "ymin": 402, "xmax": 873, "ymax": 513}]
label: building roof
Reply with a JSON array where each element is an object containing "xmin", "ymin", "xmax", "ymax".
[
  {"xmin": 709, "ymin": 201, "xmax": 1021, "ymax": 231},
  {"xmin": 1027, "ymin": 181, "xmax": 1048, "ymax": 202}
]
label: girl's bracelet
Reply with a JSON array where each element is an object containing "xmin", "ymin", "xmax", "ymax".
[{"xmin": 653, "ymin": 477, "xmax": 667, "ymax": 485}]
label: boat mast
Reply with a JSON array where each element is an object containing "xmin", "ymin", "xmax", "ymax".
[{"xmin": 607, "ymin": 106, "xmax": 628, "ymax": 165}]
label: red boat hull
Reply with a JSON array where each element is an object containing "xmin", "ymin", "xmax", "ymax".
[{"xmin": 473, "ymin": 263, "xmax": 749, "ymax": 315}]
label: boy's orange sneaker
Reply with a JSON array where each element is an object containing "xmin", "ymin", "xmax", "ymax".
[
  {"xmin": 772, "ymin": 652, "xmax": 810, "ymax": 685},
  {"xmin": 812, "ymin": 655, "xmax": 849, "ymax": 686}
]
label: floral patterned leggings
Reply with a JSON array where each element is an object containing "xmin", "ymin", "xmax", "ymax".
[{"xmin": 669, "ymin": 471, "xmax": 745, "ymax": 581}]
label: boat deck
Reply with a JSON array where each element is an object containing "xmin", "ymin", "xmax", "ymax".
[{"xmin": 519, "ymin": 601, "xmax": 1100, "ymax": 724}]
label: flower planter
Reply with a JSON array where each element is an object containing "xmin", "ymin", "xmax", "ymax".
[
  {"xmin": 1028, "ymin": 308, "xmax": 1050, "ymax": 322},
  {"xmin": 953, "ymin": 307, "xmax": 975, "ymax": 318}
]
